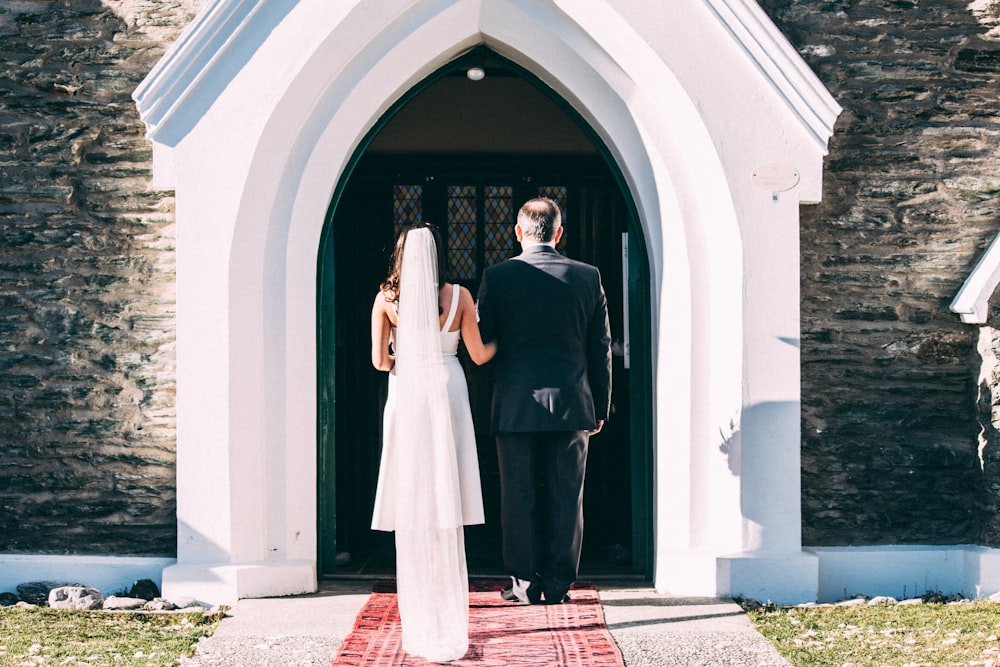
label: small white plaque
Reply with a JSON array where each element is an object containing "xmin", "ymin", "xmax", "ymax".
[{"xmin": 752, "ymin": 163, "xmax": 800, "ymax": 193}]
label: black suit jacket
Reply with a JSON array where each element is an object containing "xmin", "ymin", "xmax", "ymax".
[{"xmin": 477, "ymin": 244, "xmax": 613, "ymax": 433}]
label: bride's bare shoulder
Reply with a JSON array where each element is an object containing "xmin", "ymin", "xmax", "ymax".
[{"xmin": 373, "ymin": 289, "xmax": 398, "ymax": 320}]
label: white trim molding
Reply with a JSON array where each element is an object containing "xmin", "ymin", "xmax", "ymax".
[
  {"xmin": 809, "ymin": 545, "xmax": 1000, "ymax": 603},
  {"xmin": 951, "ymin": 232, "xmax": 1000, "ymax": 324},
  {"xmin": 132, "ymin": 0, "xmax": 300, "ymax": 147},
  {"xmin": 0, "ymin": 555, "xmax": 176, "ymax": 599},
  {"xmin": 134, "ymin": 0, "xmax": 843, "ymax": 157},
  {"xmin": 703, "ymin": 0, "xmax": 842, "ymax": 153}
]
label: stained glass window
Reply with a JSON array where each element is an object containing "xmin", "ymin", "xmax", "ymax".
[
  {"xmin": 392, "ymin": 185, "xmax": 423, "ymax": 239},
  {"xmin": 391, "ymin": 182, "xmax": 569, "ymax": 282},
  {"xmin": 483, "ymin": 185, "xmax": 515, "ymax": 268},
  {"xmin": 538, "ymin": 185, "xmax": 568, "ymax": 222},
  {"xmin": 447, "ymin": 186, "xmax": 477, "ymax": 281}
]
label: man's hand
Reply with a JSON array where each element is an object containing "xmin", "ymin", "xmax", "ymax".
[{"xmin": 588, "ymin": 420, "xmax": 604, "ymax": 436}]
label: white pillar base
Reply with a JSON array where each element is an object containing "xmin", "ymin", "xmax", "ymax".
[
  {"xmin": 964, "ymin": 546, "xmax": 1000, "ymax": 599},
  {"xmin": 161, "ymin": 559, "xmax": 317, "ymax": 606},
  {"xmin": 655, "ymin": 550, "xmax": 725, "ymax": 596},
  {"xmin": 717, "ymin": 551, "xmax": 819, "ymax": 605}
]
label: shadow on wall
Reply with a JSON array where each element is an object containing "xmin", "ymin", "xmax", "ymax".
[
  {"xmin": 719, "ymin": 400, "xmax": 802, "ymax": 544},
  {"xmin": 719, "ymin": 336, "xmax": 800, "ymax": 479},
  {"xmin": 719, "ymin": 400, "xmax": 801, "ymax": 478},
  {"xmin": 719, "ymin": 416, "xmax": 741, "ymax": 478}
]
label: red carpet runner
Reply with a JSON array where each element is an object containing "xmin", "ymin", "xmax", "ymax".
[{"xmin": 332, "ymin": 582, "xmax": 625, "ymax": 666}]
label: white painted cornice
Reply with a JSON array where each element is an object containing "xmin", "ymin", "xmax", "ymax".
[
  {"xmin": 133, "ymin": 0, "xmax": 298, "ymax": 146},
  {"xmin": 951, "ymin": 234, "xmax": 1000, "ymax": 324},
  {"xmin": 704, "ymin": 0, "xmax": 841, "ymax": 153},
  {"xmin": 134, "ymin": 0, "xmax": 842, "ymax": 151}
]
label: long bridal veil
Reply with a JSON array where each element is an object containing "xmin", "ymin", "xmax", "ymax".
[{"xmin": 390, "ymin": 227, "xmax": 469, "ymax": 662}]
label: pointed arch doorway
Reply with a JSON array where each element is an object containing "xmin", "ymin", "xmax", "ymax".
[
  {"xmin": 135, "ymin": 0, "xmax": 841, "ymax": 605},
  {"xmin": 317, "ymin": 48, "xmax": 653, "ymax": 580}
]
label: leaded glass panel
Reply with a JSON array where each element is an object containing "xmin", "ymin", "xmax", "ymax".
[
  {"xmin": 391, "ymin": 182, "xmax": 570, "ymax": 282},
  {"xmin": 483, "ymin": 185, "xmax": 515, "ymax": 267},
  {"xmin": 392, "ymin": 185, "xmax": 423, "ymax": 239},
  {"xmin": 447, "ymin": 185, "xmax": 477, "ymax": 281},
  {"xmin": 538, "ymin": 185, "xmax": 568, "ymax": 222}
]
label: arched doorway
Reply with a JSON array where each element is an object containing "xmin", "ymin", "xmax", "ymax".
[{"xmin": 317, "ymin": 48, "xmax": 653, "ymax": 580}]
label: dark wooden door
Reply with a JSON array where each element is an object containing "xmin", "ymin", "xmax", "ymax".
[{"xmin": 320, "ymin": 154, "xmax": 639, "ymax": 576}]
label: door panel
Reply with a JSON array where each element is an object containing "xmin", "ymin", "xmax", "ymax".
[{"xmin": 322, "ymin": 155, "xmax": 639, "ymax": 576}]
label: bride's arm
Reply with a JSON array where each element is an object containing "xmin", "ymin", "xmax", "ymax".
[
  {"xmin": 458, "ymin": 286, "xmax": 497, "ymax": 365},
  {"xmin": 371, "ymin": 293, "xmax": 395, "ymax": 371}
]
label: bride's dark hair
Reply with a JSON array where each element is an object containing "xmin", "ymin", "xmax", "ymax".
[{"xmin": 381, "ymin": 222, "xmax": 446, "ymax": 307}]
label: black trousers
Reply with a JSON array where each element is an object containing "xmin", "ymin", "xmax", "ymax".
[{"xmin": 495, "ymin": 430, "xmax": 589, "ymax": 602}]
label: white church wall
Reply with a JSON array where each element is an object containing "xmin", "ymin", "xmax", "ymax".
[{"xmin": 605, "ymin": 0, "xmax": 836, "ymax": 601}]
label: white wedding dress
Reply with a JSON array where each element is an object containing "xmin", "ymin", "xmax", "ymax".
[{"xmin": 372, "ymin": 280, "xmax": 484, "ymax": 663}]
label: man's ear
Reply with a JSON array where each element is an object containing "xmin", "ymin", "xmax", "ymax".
[
  {"xmin": 553, "ymin": 226, "xmax": 564, "ymax": 245},
  {"xmin": 514, "ymin": 223, "xmax": 524, "ymax": 243}
]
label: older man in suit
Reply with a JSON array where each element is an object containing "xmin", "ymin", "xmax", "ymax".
[{"xmin": 477, "ymin": 197, "xmax": 613, "ymax": 605}]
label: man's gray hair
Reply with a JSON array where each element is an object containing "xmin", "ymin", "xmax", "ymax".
[{"xmin": 517, "ymin": 197, "xmax": 562, "ymax": 242}]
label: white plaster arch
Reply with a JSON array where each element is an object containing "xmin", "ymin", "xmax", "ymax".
[{"xmin": 135, "ymin": 0, "xmax": 839, "ymax": 604}]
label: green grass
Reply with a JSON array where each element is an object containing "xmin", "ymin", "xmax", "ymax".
[
  {"xmin": 7, "ymin": 597, "xmax": 1000, "ymax": 667},
  {"xmin": 0, "ymin": 606, "xmax": 224, "ymax": 667},
  {"xmin": 748, "ymin": 600, "xmax": 1000, "ymax": 666}
]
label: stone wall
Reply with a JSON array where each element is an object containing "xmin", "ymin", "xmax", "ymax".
[
  {"xmin": 0, "ymin": 1, "xmax": 197, "ymax": 556},
  {"xmin": 760, "ymin": 0, "xmax": 1000, "ymax": 544}
]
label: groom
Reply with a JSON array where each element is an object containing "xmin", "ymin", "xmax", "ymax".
[{"xmin": 477, "ymin": 197, "xmax": 613, "ymax": 605}]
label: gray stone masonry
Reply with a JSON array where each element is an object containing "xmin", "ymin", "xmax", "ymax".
[
  {"xmin": 763, "ymin": 0, "xmax": 1000, "ymax": 545},
  {"xmin": 0, "ymin": 2, "xmax": 194, "ymax": 555}
]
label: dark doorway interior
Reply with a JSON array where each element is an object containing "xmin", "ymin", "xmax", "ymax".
[{"xmin": 317, "ymin": 48, "xmax": 649, "ymax": 580}]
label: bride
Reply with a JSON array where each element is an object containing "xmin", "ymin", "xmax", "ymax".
[{"xmin": 369, "ymin": 222, "xmax": 496, "ymax": 662}]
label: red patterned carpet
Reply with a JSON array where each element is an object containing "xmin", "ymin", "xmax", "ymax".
[{"xmin": 332, "ymin": 581, "xmax": 625, "ymax": 666}]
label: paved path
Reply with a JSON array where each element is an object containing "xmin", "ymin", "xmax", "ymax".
[{"xmin": 181, "ymin": 581, "xmax": 790, "ymax": 666}]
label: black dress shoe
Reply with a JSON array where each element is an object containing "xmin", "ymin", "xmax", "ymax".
[
  {"xmin": 543, "ymin": 591, "xmax": 571, "ymax": 604},
  {"xmin": 526, "ymin": 580, "xmax": 544, "ymax": 605}
]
